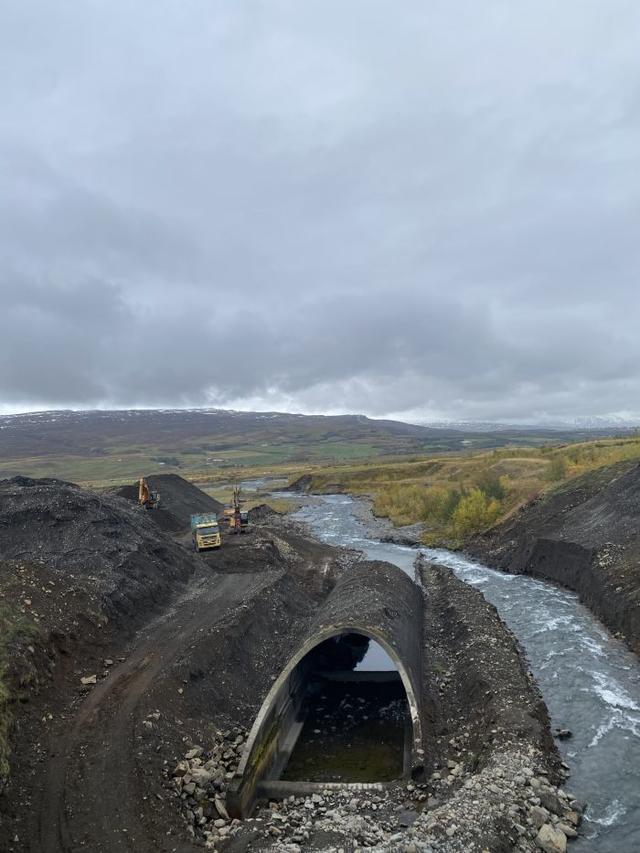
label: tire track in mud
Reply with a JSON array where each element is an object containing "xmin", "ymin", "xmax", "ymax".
[{"xmin": 31, "ymin": 570, "xmax": 278, "ymax": 853}]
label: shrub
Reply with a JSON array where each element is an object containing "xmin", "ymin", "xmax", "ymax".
[
  {"xmin": 474, "ymin": 469, "xmax": 506, "ymax": 500},
  {"xmin": 452, "ymin": 488, "xmax": 502, "ymax": 537}
]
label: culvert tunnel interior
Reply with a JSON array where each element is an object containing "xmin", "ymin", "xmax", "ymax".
[{"xmin": 281, "ymin": 633, "xmax": 411, "ymax": 784}]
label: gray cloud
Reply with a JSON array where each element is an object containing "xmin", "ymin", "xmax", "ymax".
[{"xmin": 1, "ymin": 0, "xmax": 640, "ymax": 422}]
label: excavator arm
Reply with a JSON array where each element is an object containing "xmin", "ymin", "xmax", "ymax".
[
  {"xmin": 139, "ymin": 477, "xmax": 150, "ymax": 506},
  {"xmin": 138, "ymin": 477, "xmax": 159, "ymax": 508}
]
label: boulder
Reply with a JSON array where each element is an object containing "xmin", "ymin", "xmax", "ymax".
[
  {"xmin": 530, "ymin": 805, "xmax": 550, "ymax": 829},
  {"xmin": 173, "ymin": 760, "xmax": 190, "ymax": 777},
  {"xmin": 189, "ymin": 767, "xmax": 213, "ymax": 786},
  {"xmin": 539, "ymin": 789, "xmax": 564, "ymax": 816},
  {"xmin": 558, "ymin": 822, "xmax": 578, "ymax": 839},
  {"xmin": 536, "ymin": 823, "xmax": 567, "ymax": 853}
]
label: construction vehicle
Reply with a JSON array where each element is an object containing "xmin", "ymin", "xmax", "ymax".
[
  {"xmin": 191, "ymin": 513, "xmax": 222, "ymax": 551},
  {"xmin": 224, "ymin": 485, "xmax": 249, "ymax": 534},
  {"xmin": 138, "ymin": 477, "xmax": 160, "ymax": 509}
]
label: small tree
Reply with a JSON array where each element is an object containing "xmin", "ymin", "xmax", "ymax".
[
  {"xmin": 439, "ymin": 487, "xmax": 462, "ymax": 521},
  {"xmin": 419, "ymin": 486, "xmax": 463, "ymax": 524}
]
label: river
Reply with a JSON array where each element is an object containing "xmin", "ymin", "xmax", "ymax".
[{"xmin": 288, "ymin": 493, "xmax": 640, "ymax": 853}]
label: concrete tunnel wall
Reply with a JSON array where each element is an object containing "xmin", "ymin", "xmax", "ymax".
[{"xmin": 227, "ymin": 561, "xmax": 424, "ymax": 817}]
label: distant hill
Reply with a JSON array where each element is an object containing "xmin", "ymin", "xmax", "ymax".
[
  {"xmin": 0, "ymin": 407, "xmax": 627, "ymax": 487},
  {"xmin": 0, "ymin": 408, "xmax": 431, "ymax": 458}
]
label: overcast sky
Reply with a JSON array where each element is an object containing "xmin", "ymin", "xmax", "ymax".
[{"xmin": 1, "ymin": 1, "xmax": 639, "ymax": 423}]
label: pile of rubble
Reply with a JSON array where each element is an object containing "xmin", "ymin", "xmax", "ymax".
[
  {"xmin": 400, "ymin": 748, "xmax": 584, "ymax": 853},
  {"xmin": 167, "ymin": 727, "xmax": 248, "ymax": 847},
  {"xmin": 219, "ymin": 746, "xmax": 583, "ymax": 852},
  {"xmin": 245, "ymin": 787, "xmax": 426, "ymax": 850}
]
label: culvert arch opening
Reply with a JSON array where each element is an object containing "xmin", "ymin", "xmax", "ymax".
[
  {"xmin": 281, "ymin": 633, "xmax": 411, "ymax": 784},
  {"xmin": 227, "ymin": 626, "xmax": 424, "ymax": 817}
]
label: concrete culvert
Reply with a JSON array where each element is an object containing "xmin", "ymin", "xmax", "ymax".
[{"xmin": 227, "ymin": 561, "xmax": 424, "ymax": 817}]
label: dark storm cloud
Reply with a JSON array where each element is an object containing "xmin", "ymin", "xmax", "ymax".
[{"xmin": 1, "ymin": 0, "xmax": 640, "ymax": 421}]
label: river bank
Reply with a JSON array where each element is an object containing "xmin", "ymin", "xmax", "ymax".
[
  {"xmin": 334, "ymin": 463, "xmax": 640, "ymax": 662},
  {"xmin": 291, "ymin": 494, "xmax": 640, "ymax": 852},
  {"xmin": 467, "ymin": 460, "xmax": 640, "ymax": 657}
]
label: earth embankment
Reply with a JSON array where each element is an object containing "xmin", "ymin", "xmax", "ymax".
[{"xmin": 468, "ymin": 460, "xmax": 640, "ymax": 654}]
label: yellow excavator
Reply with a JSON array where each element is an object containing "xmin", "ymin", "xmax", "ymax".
[
  {"xmin": 224, "ymin": 485, "xmax": 248, "ymax": 534},
  {"xmin": 138, "ymin": 477, "xmax": 160, "ymax": 509}
]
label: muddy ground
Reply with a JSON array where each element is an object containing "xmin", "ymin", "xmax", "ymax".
[{"xmin": 0, "ymin": 475, "xmax": 578, "ymax": 852}]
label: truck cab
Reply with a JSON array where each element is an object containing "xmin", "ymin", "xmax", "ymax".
[{"xmin": 190, "ymin": 513, "xmax": 222, "ymax": 551}]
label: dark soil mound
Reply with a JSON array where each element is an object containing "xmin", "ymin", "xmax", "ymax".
[
  {"xmin": 248, "ymin": 503, "xmax": 279, "ymax": 521},
  {"xmin": 112, "ymin": 474, "xmax": 224, "ymax": 533},
  {"xmin": 285, "ymin": 474, "xmax": 313, "ymax": 492},
  {"xmin": 0, "ymin": 476, "xmax": 196, "ymax": 626},
  {"xmin": 469, "ymin": 460, "xmax": 640, "ymax": 653},
  {"xmin": 114, "ymin": 483, "xmax": 138, "ymax": 502}
]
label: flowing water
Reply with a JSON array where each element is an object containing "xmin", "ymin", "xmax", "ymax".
[{"xmin": 289, "ymin": 494, "xmax": 640, "ymax": 853}]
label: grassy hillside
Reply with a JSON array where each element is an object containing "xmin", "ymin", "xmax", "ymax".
[
  {"xmin": 0, "ymin": 408, "xmax": 616, "ymax": 489},
  {"xmin": 287, "ymin": 436, "xmax": 640, "ymax": 545}
]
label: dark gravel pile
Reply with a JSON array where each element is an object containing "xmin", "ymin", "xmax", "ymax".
[
  {"xmin": 248, "ymin": 503, "xmax": 280, "ymax": 521},
  {"xmin": 0, "ymin": 476, "xmax": 197, "ymax": 624},
  {"xmin": 113, "ymin": 473, "xmax": 224, "ymax": 533}
]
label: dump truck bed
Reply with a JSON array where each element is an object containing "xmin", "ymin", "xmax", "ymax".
[{"xmin": 190, "ymin": 513, "xmax": 219, "ymax": 531}]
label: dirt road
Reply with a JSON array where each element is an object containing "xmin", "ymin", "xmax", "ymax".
[{"xmin": 28, "ymin": 568, "xmax": 276, "ymax": 853}]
